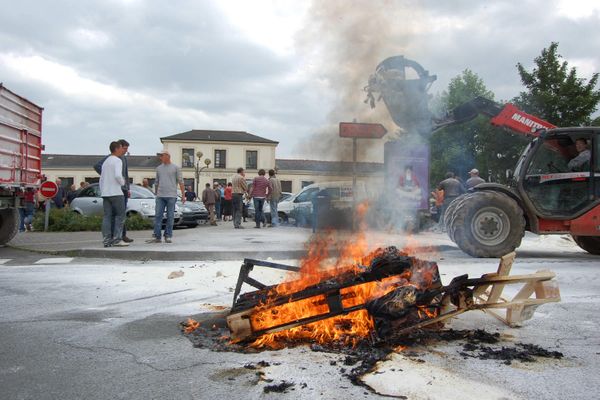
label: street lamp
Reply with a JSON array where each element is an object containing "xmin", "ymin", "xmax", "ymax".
[{"xmin": 195, "ymin": 151, "xmax": 211, "ymax": 197}]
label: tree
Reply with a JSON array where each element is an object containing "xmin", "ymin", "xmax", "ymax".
[
  {"xmin": 514, "ymin": 42, "xmax": 600, "ymax": 126},
  {"xmin": 431, "ymin": 70, "xmax": 525, "ymax": 186}
]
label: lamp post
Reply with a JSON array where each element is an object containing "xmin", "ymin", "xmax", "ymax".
[{"xmin": 194, "ymin": 151, "xmax": 212, "ymax": 198}]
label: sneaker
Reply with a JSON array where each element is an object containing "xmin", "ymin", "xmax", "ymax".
[
  {"xmin": 234, "ymin": 226, "xmax": 245, "ymax": 229},
  {"xmin": 122, "ymin": 236, "xmax": 134, "ymax": 243},
  {"xmin": 254, "ymin": 226, "xmax": 261, "ymax": 229},
  {"xmin": 103, "ymin": 243, "xmax": 112, "ymax": 248},
  {"xmin": 112, "ymin": 240, "xmax": 130, "ymax": 247},
  {"xmin": 146, "ymin": 238, "xmax": 162, "ymax": 243},
  {"xmin": 164, "ymin": 237, "xmax": 172, "ymax": 243}
]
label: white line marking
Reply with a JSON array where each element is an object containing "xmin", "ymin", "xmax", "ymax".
[
  {"xmin": 34, "ymin": 258, "xmax": 75, "ymax": 265},
  {"xmin": 0, "ymin": 259, "xmax": 11, "ymax": 264}
]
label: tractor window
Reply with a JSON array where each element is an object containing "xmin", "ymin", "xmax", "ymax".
[{"xmin": 523, "ymin": 137, "xmax": 592, "ymax": 216}]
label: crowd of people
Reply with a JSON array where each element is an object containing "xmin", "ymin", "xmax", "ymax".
[
  {"xmin": 432, "ymin": 168, "xmax": 485, "ymax": 230},
  {"xmin": 182, "ymin": 167, "xmax": 283, "ymax": 230}
]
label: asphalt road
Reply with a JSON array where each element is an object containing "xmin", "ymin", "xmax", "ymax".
[{"xmin": 0, "ymin": 234, "xmax": 598, "ymax": 400}]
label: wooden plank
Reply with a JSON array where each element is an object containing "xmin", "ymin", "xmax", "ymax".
[{"xmin": 486, "ymin": 252, "xmax": 515, "ymax": 303}]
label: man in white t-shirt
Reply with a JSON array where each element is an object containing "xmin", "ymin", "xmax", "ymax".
[{"xmin": 99, "ymin": 141, "xmax": 128, "ymax": 247}]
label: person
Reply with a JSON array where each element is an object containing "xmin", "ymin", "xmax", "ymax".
[
  {"xmin": 231, "ymin": 168, "xmax": 248, "ymax": 229},
  {"xmin": 250, "ymin": 169, "xmax": 271, "ymax": 229},
  {"xmin": 437, "ymin": 172, "xmax": 465, "ymax": 230},
  {"xmin": 18, "ymin": 188, "xmax": 36, "ymax": 232},
  {"xmin": 79, "ymin": 181, "xmax": 87, "ymax": 189},
  {"xmin": 568, "ymin": 138, "xmax": 591, "ymax": 171},
  {"xmin": 53, "ymin": 178, "xmax": 65, "ymax": 208},
  {"xmin": 184, "ymin": 186, "xmax": 196, "ymax": 202},
  {"xmin": 142, "ymin": 178, "xmax": 152, "ymax": 190},
  {"xmin": 99, "ymin": 141, "xmax": 128, "ymax": 247},
  {"xmin": 397, "ymin": 165, "xmax": 422, "ymax": 206},
  {"xmin": 466, "ymin": 168, "xmax": 485, "ymax": 189},
  {"xmin": 222, "ymin": 182, "xmax": 233, "ymax": 221},
  {"xmin": 147, "ymin": 149, "xmax": 185, "ymax": 243},
  {"xmin": 311, "ymin": 188, "xmax": 331, "ymax": 233},
  {"xmin": 66, "ymin": 184, "xmax": 78, "ymax": 206},
  {"xmin": 94, "ymin": 139, "xmax": 133, "ymax": 243},
  {"xmin": 213, "ymin": 183, "xmax": 222, "ymax": 220},
  {"xmin": 267, "ymin": 169, "xmax": 282, "ymax": 227},
  {"xmin": 202, "ymin": 183, "xmax": 218, "ymax": 226}
]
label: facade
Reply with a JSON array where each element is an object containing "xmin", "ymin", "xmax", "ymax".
[{"xmin": 41, "ymin": 129, "xmax": 384, "ymax": 193}]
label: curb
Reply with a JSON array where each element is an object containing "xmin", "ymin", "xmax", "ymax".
[{"xmin": 10, "ymin": 244, "xmax": 458, "ymax": 261}]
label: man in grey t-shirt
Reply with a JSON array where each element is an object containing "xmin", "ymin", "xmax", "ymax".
[{"xmin": 147, "ymin": 150, "xmax": 185, "ymax": 243}]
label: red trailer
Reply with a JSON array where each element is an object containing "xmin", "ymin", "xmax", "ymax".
[{"xmin": 0, "ymin": 83, "xmax": 43, "ymax": 243}]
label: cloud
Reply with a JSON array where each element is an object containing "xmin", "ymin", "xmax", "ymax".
[{"xmin": 0, "ymin": 0, "xmax": 598, "ymax": 159}]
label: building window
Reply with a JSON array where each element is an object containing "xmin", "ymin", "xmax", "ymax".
[
  {"xmin": 246, "ymin": 150, "xmax": 258, "ymax": 170},
  {"xmin": 182, "ymin": 148, "xmax": 195, "ymax": 168},
  {"xmin": 214, "ymin": 150, "xmax": 226, "ymax": 169},
  {"xmin": 301, "ymin": 181, "xmax": 314, "ymax": 188},
  {"xmin": 281, "ymin": 180, "xmax": 292, "ymax": 193},
  {"xmin": 183, "ymin": 178, "xmax": 195, "ymax": 190},
  {"xmin": 58, "ymin": 177, "xmax": 74, "ymax": 188},
  {"xmin": 213, "ymin": 179, "xmax": 227, "ymax": 187},
  {"xmin": 85, "ymin": 177, "xmax": 100, "ymax": 184}
]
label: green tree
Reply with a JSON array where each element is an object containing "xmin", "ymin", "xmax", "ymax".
[
  {"xmin": 431, "ymin": 70, "xmax": 526, "ymax": 186},
  {"xmin": 514, "ymin": 42, "xmax": 600, "ymax": 126}
]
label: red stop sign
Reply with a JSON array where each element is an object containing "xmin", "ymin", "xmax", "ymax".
[{"xmin": 40, "ymin": 181, "xmax": 59, "ymax": 199}]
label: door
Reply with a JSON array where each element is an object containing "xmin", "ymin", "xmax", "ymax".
[
  {"xmin": 72, "ymin": 185, "xmax": 103, "ymax": 216},
  {"xmin": 522, "ymin": 134, "xmax": 593, "ymax": 219},
  {"xmin": 291, "ymin": 187, "xmax": 319, "ymax": 224}
]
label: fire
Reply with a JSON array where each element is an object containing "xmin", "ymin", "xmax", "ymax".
[
  {"xmin": 230, "ymin": 202, "xmax": 441, "ymax": 349},
  {"xmin": 183, "ymin": 318, "xmax": 200, "ymax": 334}
]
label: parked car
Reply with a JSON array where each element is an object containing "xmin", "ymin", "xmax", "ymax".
[
  {"xmin": 284, "ymin": 182, "xmax": 367, "ymax": 227},
  {"xmin": 247, "ymin": 192, "xmax": 293, "ymax": 223},
  {"xmin": 176, "ymin": 198, "xmax": 209, "ymax": 227},
  {"xmin": 70, "ymin": 184, "xmax": 182, "ymax": 225}
]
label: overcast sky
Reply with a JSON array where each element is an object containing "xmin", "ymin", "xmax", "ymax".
[{"xmin": 1, "ymin": 0, "xmax": 599, "ymax": 160}]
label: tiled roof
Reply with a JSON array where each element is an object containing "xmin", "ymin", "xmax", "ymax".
[
  {"xmin": 41, "ymin": 154, "xmax": 383, "ymax": 174},
  {"xmin": 275, "ymin": 159, "xmax": 383, "ymax": 174},
  {"xmin": 42, "ymin": 154, "xmax": 160, "ymax": 169},
  {"xmin": 161, "ymin": 130, "xmax": 278, "ymax": 144}
]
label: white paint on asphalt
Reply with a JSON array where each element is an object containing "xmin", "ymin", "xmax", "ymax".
[
  {"xmin": 33, "ymin": 257, "xmax": 74, "ymax": 265},
  {"xmin": 0, "ymin": 259, "xmax": 11, "ymax": 264}
]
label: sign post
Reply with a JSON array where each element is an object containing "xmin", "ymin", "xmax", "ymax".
[
  {"xmin": 39, "ymin": 181, "xmax": 59, "ymax": 232},
  {"xmin": 339, "ymin": 122, "xmax": 387, "ymax": 231}
]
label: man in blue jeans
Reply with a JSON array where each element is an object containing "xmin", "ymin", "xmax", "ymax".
[
  {"xmin": 147, "ymin": 149, "xmax": 185, "ymax": 243},
  {"xmin": 99, "ymin": 141, "xmax": 128, "ymax": 247}
]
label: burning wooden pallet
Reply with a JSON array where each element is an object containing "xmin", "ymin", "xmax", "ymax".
[{"xmin": 227, "ymin": 249, "xmax": 560, "ymax": 344}]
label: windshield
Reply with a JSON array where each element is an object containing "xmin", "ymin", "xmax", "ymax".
[
  {"xmin": 513, "ymin": 140, "xmax": 535, "ymax": 181},
  {"xmin": 130, "ymin": 185, "xmax": 155, "ymax": 199}
]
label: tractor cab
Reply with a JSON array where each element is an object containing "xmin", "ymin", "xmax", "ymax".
[{"xmin": 519, "ymin": 128, "xmax": 599, "ymax": 221}]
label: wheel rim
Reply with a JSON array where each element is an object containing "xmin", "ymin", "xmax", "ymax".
[{"xmin": 471, "ymin": 206, "xmax": 510, "ymax": 246}]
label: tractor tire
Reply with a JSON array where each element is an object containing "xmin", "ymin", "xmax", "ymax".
[
  {"xmin": 451, "ymin": 191, "xmax": 525, "ymax": 258},
  {"xmin": 446, "ymin": 193, "xmax": 476, "ymax": 242},
  {"xmin": 443, "ymin": 194, "xmax": 465, "ymax": 231},
  {"xmin": 572, "ymin": 235, "xmax": 600, "ymax": 255},
  {"xmin": 0, "ymin": 208, "xmax": 19, "ymax": 245}
]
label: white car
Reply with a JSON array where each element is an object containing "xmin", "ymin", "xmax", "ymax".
[
  {"xmin": 70, "ymin": 184, "xmax": 182, "ymax": 225},
  {"xmin": 247, "ymin": 192, "xmax": 293, "ymax": 223}
]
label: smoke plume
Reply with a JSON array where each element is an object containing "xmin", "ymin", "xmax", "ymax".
[{"xmin": 295, "ymin": 0, "xmax": 429, "ymax": 162}]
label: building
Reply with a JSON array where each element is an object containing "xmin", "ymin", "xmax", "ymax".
[{"xmin": 41, "ymin": 129, "xmax": 384, "ymax": 193}]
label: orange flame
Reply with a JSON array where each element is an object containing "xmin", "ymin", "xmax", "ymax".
[
  {"xmin": 183, "ymin": 318, "xmax": 200, "ymax": 334},
  {"xmin": 244, "ymin": 202, "xmax": 439, "ymax": 349}
]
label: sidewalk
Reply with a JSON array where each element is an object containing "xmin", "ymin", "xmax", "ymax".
[{"xmin": 7, "ymin": 220, "xmax": 457, "ymax": 261}]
